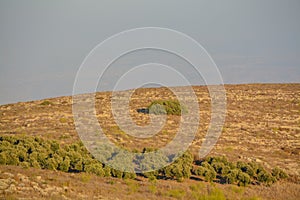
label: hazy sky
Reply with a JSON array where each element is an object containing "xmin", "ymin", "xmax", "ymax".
[{"xmin": 0, "ymin": 0, "xmax": 299, "ymax": 105}]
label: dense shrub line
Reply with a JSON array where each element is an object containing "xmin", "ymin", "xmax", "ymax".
[
  {"xmin": 0, "ymin": 135, "xmax": 287, "ymax": 186},
  {"xmin": 0, "ymin": 135, "xmax": 135, "ymax": 179},
  {"xmin": 192, "ymin": 156, "xmax": 288, "ymax": 186}
]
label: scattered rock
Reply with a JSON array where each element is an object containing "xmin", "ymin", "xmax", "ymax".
[{"xmin": 5, "ymin": 183, "xmax": 17, "ymax": 193}]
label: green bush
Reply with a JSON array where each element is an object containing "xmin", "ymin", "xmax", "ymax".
[
  {"xmin": 40, "ymin": 100, "xmax": 53, "ymax": 106},
  {"xmin": 148, "ymin": 100, "xmax": 188, "ymax": 115},
  {"xmin": 257, "ymin": 170, "xmax": 276, "ymax": 184},
  {"xmin": 103, "ymin": 165, "xmax": 111, "ymax": 177},
  {"xmin": 59, "ymin": 156, "xmax": 70, "ymax": 172},
  {"xmin": 192, "ymin": 166, "xmax": 206, "ymax": 176},
  {"xmin": 272, "ymin": 167, "xmax": 288, "ymax": 180},
  {"xmin": 139, "ymin": 150, "xmax": 168, "ymax": 178},
  {"xmin": 224, "ymin": 169, "xmax": 240, "ymax": 184},
  {"xmin": 161, "ymin": 151, "xmax": 193, "ymax": 181},
  {"xmin": 0, "ymin": 152, "xmax": 7, "ymax": 165},
  {"xmin": 85, "ymin": 163, "xmax": 104, "ymax": 176},
  {"xmin": 211, "ymin": 162, "xmax": 225, "ymax": 174},
  {"xmin": 237, "ymin": 172, "xmax": 251, "ymax": 186},
  {"xmin": 203, "ymin": 168, "xmax": 216, "ymax": 182},
  {"xmin": 193, "ymin": 161, "xmax": 217, "ymax": 182},
  {"xmin": 20, "ymin": 161, "xmax": 30, "ymax": 169},
  {"xmin": 237, "ymin": 161, "xmax": 255, "ymax": 177}
]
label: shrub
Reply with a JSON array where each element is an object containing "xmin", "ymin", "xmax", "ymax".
[
  {"xmin": 85, "ymin": 163, "xmax": 104, "ymax": 177},
  {"xmin": 211, "ymin": 162, "xmax": 225, "ymax": 174},
  {"xmin": 257, "ymin": 170, "xmax": 276, "ymax": 184},
  {"xmin": 193, "ymin": 162, "xmax": 216, "ymax": 182},
  {"xmin": 220, "ymin": 165, "xmax": 231, "ymax": 175},
  {"xmin": 192, "ymin": 166, "xmax": 206, "ymax": 176},
  {"xmin": 20, "ymin": 161, "xmax": 30, "ymax": 169},
  {"xmin": 148, "ymin": 100, "xmax": 188, "ymax": 115},
  {"xmin": 50, "ymin": 141, "xmax": 60, "ymax": 152},
  {"xmin": 30, "ymin": 160, "xmax": 41, "ymax": 169},
  {"xmin": 272, "ymin": 167, "xmax": 288, "ymax": 180},
  {"xmin": 123, "ymin": 172, "xmax": 137, "ymax": 179},
  {"xmin": 249, "ymin": 161, "xmax": 264, "ymax": 177},
  {"xmin": 103, "ymin": 165, "xmax": 111, "ymax": 177},
  {"xmin": 206, "ymin": 156, "xmax": 229, "ymax": 165},
  {"xmin": 110, "ymin": 168, "xmax": 123, "ymax": 179},
  {"xmin": 40, "ymin": 100, "xmax": 53, "ymax": 106},
  {"xmin": 45, "ymin": 158, "xmax": 58, "ymax": 170},
  {"xmin": 148, "ymin": 104, "xmax": 167, "ymax": 115},
  {"xmin": 161, "ymin": 151, "xmax": 193, "ymax": 181},
  {"xmin": 203, "ymin": 168, "xmax": 216, "ymax": 182},
  {"xmin": 59, "ymin": 156, "xmax": 71, "ymax": 172},
  {"xmin": 237, "ymin": 172, "xmax": 251, "ymax": 186},
  {"xmin": 0, "ymin": 152, "xmax": 7, "ymax": 165},
  {"xmin": 139, "ymin": 150, "xmax": 168, "ymax": 174},
  {"xmin": 224, "ymin": 169, "xmax": 240, "ymax": 184},
  {"xmin": 5, "ymin": 152, "xmax": 19, "ymax": 165}
]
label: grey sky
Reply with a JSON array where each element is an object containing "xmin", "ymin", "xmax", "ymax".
[{"xmin": 0, "ymin": 0, "xmax": 299, "ymax": 105}]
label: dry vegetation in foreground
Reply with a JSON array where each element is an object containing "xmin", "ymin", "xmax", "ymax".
[{"xmin": 0, "ymin": 165, "xmax": 299, "ymax": 200}]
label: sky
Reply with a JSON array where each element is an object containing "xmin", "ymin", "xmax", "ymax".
[{"xmin": 0, "ymin": 0, "xmax": 299, "ymax": 105}]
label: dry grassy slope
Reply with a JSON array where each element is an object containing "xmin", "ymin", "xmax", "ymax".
[
  {"xmin": 0, "ymin": 83, "xmax": 299, "ymax": 199},
  {"xmin": 0, "ymin": 84, "xmax": 299, "ymax": 174}
]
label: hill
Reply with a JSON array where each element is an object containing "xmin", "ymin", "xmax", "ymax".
[{"xmin": 0, "ymin": 83, "xmax": 299, "ymax": 199}]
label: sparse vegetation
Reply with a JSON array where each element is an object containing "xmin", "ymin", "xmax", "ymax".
[
  {"xmin": 189, "ymin": 183, "xmax": 226, "ymax": 200},
  {"xmin": 165, "ymin": 188, "xmax": 186, "ymax": 199}
]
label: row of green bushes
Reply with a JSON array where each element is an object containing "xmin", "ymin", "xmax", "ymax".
[
  {"xmin": 192, "ymin": 156, "xmax": 288, "ymax": 186},
  {"xmin": 0, "ymin": 135, "xmax": 287, "ymax": 186},
  {"xmin": 0, "ymin": 135, "xmax": 136, "ymax": 179}
]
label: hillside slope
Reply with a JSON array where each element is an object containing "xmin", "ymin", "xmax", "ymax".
[{"xmin": 0, "ymin": 84, "xmax": 299, "ymax": 199}]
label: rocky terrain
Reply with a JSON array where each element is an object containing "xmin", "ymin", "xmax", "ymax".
[{"xmin": 0, "ymin": 83, "xmax": 299, "ymax": 199}]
